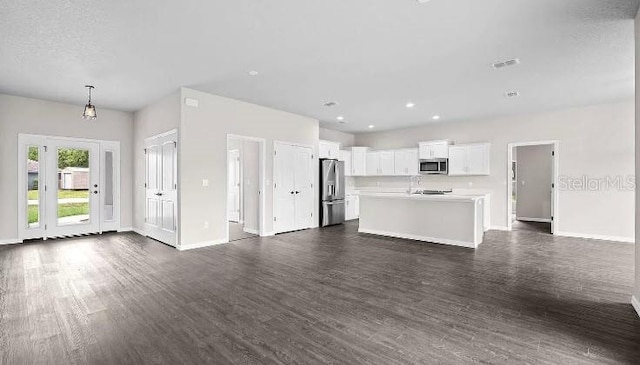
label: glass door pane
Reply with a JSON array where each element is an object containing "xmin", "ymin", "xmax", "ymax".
[
  {"xmin": 104, "ymin": 151, "xmax": 114, "ymax": 221},
  {"xmin": 56, "ymin": 147, "xmax": 91, "ymax": 226},
  {"xmin": 27, "ymin": 146, "xmax": 41, "ymax": 228}
]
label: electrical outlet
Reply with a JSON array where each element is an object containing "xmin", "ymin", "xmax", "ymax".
[
  {"xmin": 203, "ymin": 221, "xmax": 209, "ymax": 229},
  {"xmin": 202, "ymin": 179, "xmax": 209, "ymax": 187}
]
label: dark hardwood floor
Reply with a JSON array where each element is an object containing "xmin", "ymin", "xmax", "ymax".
[
  {"xmin": 512, "ymin": 219, "xmax": 552, "ymax": 234},
  {"xmin": 1, "ymin": 221, "xmax": 638, "ymax": 364}
]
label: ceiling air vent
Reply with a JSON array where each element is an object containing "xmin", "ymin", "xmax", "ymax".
[
  {"xmin": 492, "ymin": 58, "xmax": 520, "ymax": 69},
  {"xmin": 505, "ymin": 91, "xmax": 520, "ymax": 98}
]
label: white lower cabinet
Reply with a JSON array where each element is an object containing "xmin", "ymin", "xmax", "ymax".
[{"xmin": 345, "ymin": 194, "xmax": 360, "ymax": 220}]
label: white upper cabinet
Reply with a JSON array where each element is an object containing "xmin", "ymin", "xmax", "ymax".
[
  {"xmin": 339, "ymin": 150, "xmax": 352, "ymax": 176},
  {"xmin": 379, "ymin": 151, "xmax": 395, "ymax": 175},
  {"xmin": 366, "ymin": 151, "xmax": 380, "ymax": 175},
  {"xmin": 448, "ymin": 143, "xmax": 490, "ymax": 176},
  {"xmin": 394, "ymin": 149, "xmax": 419, "ymax": 176},
  {"xmin": 367, "ymin": 151, "xmax": 395, "ymax": 175},
  {"xmin": 319, "ymin": 140, "xmax": 340, "ymax": 159},
  {"xmin": 419, "ymin": 140, "xmax": 451, "ymax": 159},
  {"xmin": 350, "ymin": 147, "xmax": 368, "ymax": 176}
]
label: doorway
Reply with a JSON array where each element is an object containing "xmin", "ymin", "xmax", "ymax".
[
  {"xmin": 227, "ymin": 135, "xmax": 265, "ymax": 242},
  {"xmin": 507, "ymin": 141, "xmax": 559, "ymax": 234},
  {"xmin": 18, "ymin": 135, "xmax": 121, "ymax": 241}
]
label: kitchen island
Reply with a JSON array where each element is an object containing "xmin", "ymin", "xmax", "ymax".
[{"xmin": 358, "ymin": 192, "xmax": 485, "ymax": 248}]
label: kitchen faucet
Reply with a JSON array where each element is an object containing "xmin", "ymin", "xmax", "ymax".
[{"xmin": 407, "ymin": 175, "xmax": 422, "ymax": 194}]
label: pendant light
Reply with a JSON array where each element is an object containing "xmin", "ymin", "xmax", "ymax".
[{"xmin": 82, "ymin": 85, "xmax": 97, "ymax": 120}]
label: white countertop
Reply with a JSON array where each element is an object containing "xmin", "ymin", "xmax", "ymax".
[{"xmin": 358, "ymin": 191, "xmax": 484, "ymax": 202}]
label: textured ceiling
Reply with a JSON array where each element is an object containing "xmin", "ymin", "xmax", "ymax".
[{"xmin": 0, "ymin": 0, "xmax": 638, "ymax": 132}]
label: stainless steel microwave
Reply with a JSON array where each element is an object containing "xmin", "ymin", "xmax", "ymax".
[{"xmin": 419, "ymin": 159, "xmax": 448, "ymax": 175}]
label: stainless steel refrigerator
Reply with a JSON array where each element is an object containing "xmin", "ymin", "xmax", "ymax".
[{"xmin": 320, "ymin": 159, "xmax": 345, "ymax": 227}]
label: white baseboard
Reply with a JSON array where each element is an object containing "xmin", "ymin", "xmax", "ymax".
[
  {"xmin": 555, "ymin": 231, "xmax": 634, "ymax": 243},
  {"xmin": 260, "ymin": 231, "xmax": 276, "ymax": 237},
  {"xmin": 243, "ymin": 227, "xmax": 260, "ymax": 235},
  {"xmin": 0, "ymin": 238, "xmax": 21, "ymax": 245},
  {"xmin": 118, "ymin": 227, "xmax": 133, "ymax": 232},
  {"xmin": 489, "ymin": 226, "xmax": 510, "ymax": 231},
  {"xmin": 632, "ymin": 296, "xmax": 640, "ymax": 319},
  {"xmin": 359, "ymin": 228, "xmax": 478, "ymax": 249},
  {"xmin": 516, "ymin": 217, "xmax": 552, "ymax": 223},
  {"xmin": 178, "ymin": 238, "xmax": 227, "ymax": 251}
]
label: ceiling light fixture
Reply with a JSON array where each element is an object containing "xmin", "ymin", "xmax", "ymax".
[
  {"xmin": 432, "ymin": 115, "xmax": 441, "ymax": 120},
  {"xmin": 505, "ymin": 91, "xmax": 520, "ymax": 98},
  {"xmin": 324, "ymin": 101, "xmax": 338, "ymax": 107},
  {"xmin": 406, "ymin": 102, "xmax": 416, "ymax": 108},
  {"xmin": 368, "ymin": 125, "xmax": 375, "ymax": 129},
  {"xmin": 82, "ymin": 85, "xmax": 97, "ymax": 120},
  {"xmin": 248, "ymin": 70, "xmax": 259, "ymax": 76},
  {"xmin": 492, "ymin": 58, "xmax": 520, "ymax": 69}
]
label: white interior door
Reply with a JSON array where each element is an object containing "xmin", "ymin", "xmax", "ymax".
[
  {"xmin": 274, "ymin": 142, "xmax": 314, "ymax": 234},
  {"xmin": 294, "ymin": 146, "xmax": 313, "ymax": 230},
  {"xmin": 228, "ymin": 149, "xmax": 241, "ymax": 222},
  {"xmin": 45, "ymin": 139, "xmax": 101, "ymax": 237},
  {"xmin": 145, "ymin": 131, "xmax": 178, "ymax": 246},
  {"xmin": 274, "ymin": 143, "xmax": 296, "ymax": 233}
]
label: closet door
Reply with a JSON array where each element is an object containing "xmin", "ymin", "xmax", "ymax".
[
  {"xmin": 274, "ymin": 143, "xmax": 296, "ymax": 233},
  {"xmin": 293, "ymin": 146, "xmax": 313, "ymax": 230},
  {"xmin": 145, "ymin": 131, "xmax": 178, "ymax": 246}
]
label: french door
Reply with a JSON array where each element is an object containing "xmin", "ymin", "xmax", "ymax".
[
  {"xmin": 144, "ymin": 131, "xmax": 178, "ymax": 247},
  {"xmin": 18, "ymin": 135, "xmax": 120, "ymax": 241},
  {"xmin": 274, "ymin": 142, "xmax": 314, "ymax": 234}
]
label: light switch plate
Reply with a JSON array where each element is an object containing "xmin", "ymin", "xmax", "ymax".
[{"xmin": 202, "ymin": 179, "xmax": 209, "ymax": 187}]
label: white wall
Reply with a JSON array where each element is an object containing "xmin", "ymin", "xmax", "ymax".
[
  {"xmin": 132, "ymin": 92, "xmax": 181, "ymax": 232},
  {"xmin": 633, "ymin": 8, "xmax": 640, "ymax": 312},
  {"xmin": 179, "ymin": 88, "xmax": 319, "ymax": 247},
  {"xmin": 354, "ymin": 100, "xmax": 635, "ymax": 241},
  {"xmin": 515, "ymin": 144, "xmax": 553, "ymax": 221},
  {"xmin": 320, "ymin": 127, "xmax": 355, "ymax": 147},
  {"xmin": 0, "ymin": 93, "xmax": 134, "ymax": 242}
]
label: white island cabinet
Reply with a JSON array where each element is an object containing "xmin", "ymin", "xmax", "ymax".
[{"xmin": 358, "ymin": 192, "xmax": 485, "ymax": 248}]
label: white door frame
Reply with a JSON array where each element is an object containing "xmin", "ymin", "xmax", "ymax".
[
  {"xmin": 17, "ymin": 134, "xmax": 121, "ymax": 241},
  {"xmin": 226, "ymin": 135, "xmax": 266, "ymax": 242},
  {"xmin": 507, "ymin": 140, "xmax": 559, "ymax": 234},
  {"xmin": 273, "ymin": 140, "xmax": 315, "ymax": 234}
]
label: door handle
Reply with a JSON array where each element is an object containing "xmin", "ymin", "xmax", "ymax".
[
  {"xmin": 155, "ymin": 192, "xmax": 163, "ymax": 196},
  {"xmin": 290, "ymin": 191, "xmax": 295, "ymax": 195},
  {"xmin": 93, "ymin": 191, "xmax": 99, "ymax": 194},
  {"xmin": 295, "ymin": 191, "xmax": 300, "ymax": 194}
]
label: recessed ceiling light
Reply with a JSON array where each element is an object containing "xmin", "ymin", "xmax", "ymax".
[
  {"xmin": 324, "ymin": 101, "xmax": 338, "ymax": 107},
  {"xmin": 368, "ymin": 125, "xmax": 375, "ymax": 129},
  {"xmin": 336, "ymin": 116, "xmax": 344, "ymax": 121},
  {"xmin": 432, "ymin": 115, "xmax": 441, "ymax": 120},
  {"xmin": 248, "ymin": 70, "xmax": 259, "ymax": 76},
  {"xmin": 406, "ymin": 102, "xmax": 416, "ymax": 108}
]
